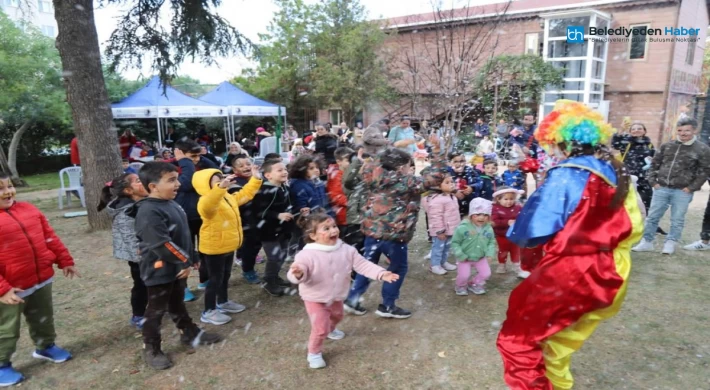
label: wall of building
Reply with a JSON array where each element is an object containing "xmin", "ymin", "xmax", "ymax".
[
  {"xmin": 1, "ymin": 0, "xmax": 58, "ymax": 38},
  {"xmin": 606, "ymin": 91, "xmax": 667, "ymax": 142}
]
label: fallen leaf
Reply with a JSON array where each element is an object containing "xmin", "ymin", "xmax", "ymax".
[{"xmin": 438, "ymin": 351, "xmax": 446, "ymax": 358}]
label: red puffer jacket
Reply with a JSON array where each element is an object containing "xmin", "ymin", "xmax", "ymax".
[{"xmin": 0, "ymin": 202, "xmax": 74, "ymax": 296}]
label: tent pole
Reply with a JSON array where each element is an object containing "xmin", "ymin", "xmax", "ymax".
[
  {"xmin": 276, "ymin": 107, "xmax": 282, "ymax": 154},
  {"xmin": 157, "ymin": 116, "xmax": 163, "ymax": 149}
]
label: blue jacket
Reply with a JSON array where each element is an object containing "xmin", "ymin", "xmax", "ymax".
[
  {"xmin": 289, "ymin": 178, "xmax": 333, "ymax": 217},
  {"xmin": 478, "ymin": 175, "xmax": 504, "ymax": 201},
  {"xmin": 501, "ymin": 170, "xmax": 526, "ymax": 190},
  {"xmin": 473, "ymin": 124, "xmax": 490, "ymax": 136},
  {"xmin": 174, "ymin": 157, "xmax": 219, "ymax": 221}
]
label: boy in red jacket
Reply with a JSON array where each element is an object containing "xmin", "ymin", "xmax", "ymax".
[
  {"xmin": 326, "ymin": 147, "xmax": 354, "ymax": 233},
  {"xmin": 0, "ymin": 172, "xmax": 79, "ymax": 386}
]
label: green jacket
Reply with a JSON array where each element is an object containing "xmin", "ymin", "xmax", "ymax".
[
  {"xmin": 343, "ymin": 157, "xmax": 365, "ymax": 225},
  {"xmin": 451, "ymin": 219, "xmax": 498, "ymax": 262}
]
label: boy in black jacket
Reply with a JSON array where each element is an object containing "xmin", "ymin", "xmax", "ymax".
[
  {"xmin": 228, "ymin": 155, "xmax": 262, "ymax": 284},
  {"xmin": 477, "ymin": 159, "xmax": 504, "ymax": 201},
  {"xmin": 173, "ymin": 140, "xmax": 219, "ymax": 300},
  {"xmin": 250, "ymin": 159, "xmax": 294, "ymax": 296},
  {"xmin": 132, "ymin": 162, "xmax": 221, "ymax": 370}
]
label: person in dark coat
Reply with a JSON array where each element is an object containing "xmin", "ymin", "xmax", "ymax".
[{"xmin": 313, "ymin": 124, "xmax": 339, "ymax": 165}]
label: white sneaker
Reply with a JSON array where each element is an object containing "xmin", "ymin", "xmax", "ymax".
[
  {"xmin": 495, "ymin": 264, "xmax": 507, "ymax": 274},
  {"xmin": 661, "ymin": 241, "xmax": 676, "ymax": 255},
  {"xmin": 632, "ymin": 239, "xmax": 654, "ymax": 252},
  {"xmin": 430, "ymin": 265, "xmax": 447, "ymax": 275},
  {"xmin": 200, "ymin": 309, "xmax": 232, "ymax": 325},
  {"xmin": 307, "ymin": 353, "xmax": 327, "ymax": 369},
  {"xmin": 327, "ymin": 329, "xmax": 345, "ymax": 340},
  {"xmin": 683, "ymin": 240, "xmax": 710, "ymax": 251},
  {"xmin": 216, "ymin": 300, "xmax": 246, "ymax": 314},
  {"xmin": 424, "ymin": 251, "xmax": 432, "ymax": 260},
  {"xmin": 442, "ymin": 262, "xmax": 457, "ymax": 271},
  {"xmin": 455, "ymin": 286, "xmax": 468, "ymax": 296},
  {"xmin": 468, "ymin": 285, "xmax": 486, "ymax": 295},
  {"xmin": 234, "ymin": 257, "xmax": 242, "ymax": 267},
  {"xmin": 517, "ymin": 270, "xmax": 531, "ymax": 279}
]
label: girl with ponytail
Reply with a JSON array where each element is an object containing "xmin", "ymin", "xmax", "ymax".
[{"xmin": 98, "ymin": 173, "xmax": 149, "ymax": 330}]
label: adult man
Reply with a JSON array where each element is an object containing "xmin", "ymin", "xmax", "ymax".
[
  {"xmin": 633, "ymin": 117, "xmax": 710, "ymax": 255},
  {"xmin": 387, "ymin": 117, "xmax": 418, "ymax": 154}
]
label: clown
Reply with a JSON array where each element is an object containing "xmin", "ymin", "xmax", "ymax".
[{"xmin": 496, "ymin": 100, "xmax": 643, "ymax": 389}]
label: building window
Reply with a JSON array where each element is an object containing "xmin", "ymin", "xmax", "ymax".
[
  {"xmin": 41, "ymin": 25, "xmax": 55, "ymax": 37},
  {"xmin": 628, "ymin": 24, "xmax": 649, "ymax": 60},
  {"xmin": 686, "ymin": 41, "xmax": 696, "ymax": 65},
  {"xmin": 525, "ymin": 33, "xmax": 540, "ymax": 56},
  {"xmin": 329, "ymin": 110, "xmax": 342, "ymax": 125},
  {"xmin": 5, "ymin": 0, "xmax": 20, "ymax": 6},
  {"xmin": 38, "ymin": 0, "xmax": 52, "ymax": 13}
]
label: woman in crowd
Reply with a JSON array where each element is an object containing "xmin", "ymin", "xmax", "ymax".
[{"xmin": 222, "ymin": 142, "xmax": 247, "ymax": 172}]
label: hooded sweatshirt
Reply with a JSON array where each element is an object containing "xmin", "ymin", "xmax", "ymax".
[
  {"xmin": 106, "ymin": 197, "xmax": 140, "ymax": 262},
  {"xmin": 193, "ymin": 169, "xmax": 262, "ymax": 255},
  {"xmin": 451, "ymin": 219, "xmax": 498, "ymax": 262},
  {"xmin": 287, "ymin": 240, "xmax": 386, "ymax": 303},
  {"xmin": 130, "ymin": 197, "xmax": 194, "ymax": 287},
  {"xmin": 250, "ymin": 181, "xmax": 294, "ymax": 241}
]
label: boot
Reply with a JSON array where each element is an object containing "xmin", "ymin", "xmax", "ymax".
[
  {"xmin": 143, "ymin": 344, "xmax": 172, "ymax": 370},
  {"xmin": 276, "ymin": 276, "xmax": 291, "ymax": 288},
  {"xmin": 180, "ymin": 327, "xmax": 223, "ymax": 348},
  {"xmin": 263, "ymin": 281, "xmax": 286, "ymax": 297}
]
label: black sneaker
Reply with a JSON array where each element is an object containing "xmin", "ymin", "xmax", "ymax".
[
  {"xmin": 657, "ymin": 227, "xmax": 668, "ymax": 236},
  {"xmin": 375, "ymin": 304, "xmax": 412, "ymax": 319},
  {"xmin": 263, "ymin": 283, "xmax": 286, "ymax": 297},
  {"xmin": 276, "ymin": 277, "xmax": 291, "ymax": 288},
  {"xmin": 344, "ymin": 301, "xmax": 367, "ymax": 316},
  {"xmin": 143, "ymin": 345, "xmax": 172, "ymax": 370},
  {"xmin": 180, "ymin": 328, "xmax": 222, "ymax": 347}
]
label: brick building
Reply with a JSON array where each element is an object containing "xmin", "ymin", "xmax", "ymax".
[{"xmin": 317, "ymin": 0, "xmax": 709, "ymax": 146}]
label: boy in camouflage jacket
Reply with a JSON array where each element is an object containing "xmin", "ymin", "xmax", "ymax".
[{"xmin": 344, "ymin": 136, "xmax": 447, "ymax": 319}]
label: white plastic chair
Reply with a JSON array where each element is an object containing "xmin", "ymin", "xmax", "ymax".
[
  {"xmin": 58, "ymin": 167, "xmax": 85, "ymax": 210},
  {"xmin": 128, "ymin": 162, "xmax": 144, "ymax": 172},
  {"xmin": 258, "ymin": 136, "xmax": 277, "ymax": 158},
  {"xmin": 280, "ymin": 152, "xmax": 291, "ymax": 165}
]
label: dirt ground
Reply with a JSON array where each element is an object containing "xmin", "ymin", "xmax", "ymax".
[{"xmin": 12, "ymin": 184, "xmax": 710, "ymax": 390}]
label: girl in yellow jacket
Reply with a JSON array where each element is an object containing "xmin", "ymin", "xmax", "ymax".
[{"xmin": 192, "ymin": 167, "xmax": 262, "ymax": 325}]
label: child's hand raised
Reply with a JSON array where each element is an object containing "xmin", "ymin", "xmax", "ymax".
[
  {"xmin": 300, "ymin": 207, "xmax": 310, "ymax": 217},
  {"xmin": 290, "ymin": 264, "xmax": 304, "ymax": 279},
  {"xmin": 278, "ymin": 212, "xmax": 294, "ymax": 221},
  {"xmin": 252, "ymin": 165, "xmax": 262, "ymax": 179},
  {"xmin": 0, "ymin": 288, "xmax": 25, "ymax": 305},
  {"xmin": 219, "ymin": 175, "xmax": 236, "ymax": 189},
  {"xmin": 62, "ymin": 266, "xmax": 80, "ymax": 279},
  {"xmin": 381, "ymin": 272, "xmax": 400, "ymax": 283}
]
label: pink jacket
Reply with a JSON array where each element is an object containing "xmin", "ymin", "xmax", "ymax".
[
  {"xmin": 422, "ymin": 193, "xmax": 461, "ymax": 237},
  {"xmin": 287, "ymin": 240, "xmax": 387, "ymax": 303}
]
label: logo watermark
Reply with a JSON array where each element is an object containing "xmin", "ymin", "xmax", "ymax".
[{"xmin": 566, "ymin": 25, "xmax": 701, "ymax": 43}]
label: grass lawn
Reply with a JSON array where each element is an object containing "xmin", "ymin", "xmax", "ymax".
[{"xmin": 16, "ymin": 172, "xmax": 62, "ymax": 193}]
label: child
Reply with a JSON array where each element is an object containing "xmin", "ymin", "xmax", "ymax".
[
  {"xmin": 451, "ymin": 198, "xmax": 497, "ymax": 296},
  {"xmin": 251, "ymin": 159, "xmax": 295, "ymax": 296},
  {"xmin": 193, "ymin": 166, "xmax": 262, "ymax": 326},
  {"xmin": 98, "ymin": 173, "xmax": 149, "ymax": 330},
  {"xmin": 491, "ymin": 187, "xmax": 529, "ymax": 279},
  {"xmin": 229, "ymin": 156, "xmax": 264, "ymax": 283},
  {"xmin": 326, "ymin": 147, "xmax": 354, "ymax": 232},
  {"xmin": 446, "ymin": 151, "xmax": 479, "ymax": 217},
  {"xmin": 289, "ymin": 155, "xmax": 334, "ymax": 256},
  {"xmin": 123, "ymin": 159, "xmax": 137, "ymax": 174},
  {"xmin": 173, "ymin": 139, "xmax": 219, "ymax": 301},
  {"xmin": 345, "ymin": 135, "xmax": 444, "ymax": 319},
  {"xmin": 477, "ymin": 159, "xmax": 504, "ymax": 201},
  {"xmin": 0, "ymin": 172, "xmax": 79, "ymax": 386},
  {"xmin": 287, "ymin": 213, "xmax": 399, "ymax": 369},
  {"xmin": 131, "ymin": 162, "xmax": 221, "ymax": 370},
  {"xmin": 501, "ymin": 161, "xmax": 525, "ymax": 194},
  {"xmin": 421, "ymin": 174, "xmax": 460, "ymax": 275}
]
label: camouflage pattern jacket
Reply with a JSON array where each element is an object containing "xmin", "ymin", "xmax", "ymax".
[{"xmin": 359, "ymin": 153, "xmax": 447, "ymax": 243}]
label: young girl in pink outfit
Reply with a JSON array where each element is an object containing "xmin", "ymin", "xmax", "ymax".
[
  {"xmin": 422, "ymin": 174, "xmax": 460, "ymax": 275},
  {"xmin": 288, "ymin": 213, "xmax": 399, "ymax": 369}
]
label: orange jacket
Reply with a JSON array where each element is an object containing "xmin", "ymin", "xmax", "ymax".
[{"xmin": 326, "ymin": 164, "xmax": 347, "ymax": 225}]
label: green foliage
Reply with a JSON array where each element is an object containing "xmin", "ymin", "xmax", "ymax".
[{"xmin": 474, "ymin": 54, "xmax": 564, "ymax": 120}]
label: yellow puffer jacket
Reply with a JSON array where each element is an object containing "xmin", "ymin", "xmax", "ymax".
[{"xmin": 193, "ymin": 169, "xmax": 262, "ymax": 255}]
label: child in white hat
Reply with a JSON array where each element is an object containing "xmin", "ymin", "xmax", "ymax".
[{"xmin": 450, "ymin": 198, "xmax": 498, "ymax": 295}]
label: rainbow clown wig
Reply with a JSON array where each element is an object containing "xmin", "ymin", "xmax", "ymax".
[{"xmin": 535, "ymin": 100, "xmax": 616, "ymax": 152}]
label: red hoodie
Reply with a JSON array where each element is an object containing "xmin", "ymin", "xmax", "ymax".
[
  {"xmin": 491, "ymin": 203, "xmax": 522, "ymax": 237},
  {"xmin": 326, "ymin": 164, "xmax": 347, "ymax": 226}
]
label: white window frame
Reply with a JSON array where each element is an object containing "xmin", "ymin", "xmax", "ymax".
[
  {"xmin": 38, "ymin": 0, "xmax": 52, "ymax": 13},
  {"xmin": 41, "ymin": 25, "xmax": 55, "ymax": 37},
  {"xmin": 627, "ymin": 23, "xmax": 650, "ymax": 61}
]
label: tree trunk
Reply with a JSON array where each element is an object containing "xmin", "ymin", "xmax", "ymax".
[
  {"xmin": 7, "ymin": 121, "xmax": 33, "ymax": 180},
  {"xmin": 53, "ymin": 0, "xmax": 122, "ymax": 229}
]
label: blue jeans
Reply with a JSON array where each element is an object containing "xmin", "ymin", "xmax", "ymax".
[
  {"xmin": 430, "ymin": 236, "xmax": 452, "ymax": 267},
  {"xmin": 643, "ymin": 187, "xmax": 693, "ymax": 242},
  {"xmin": 346, "ymin": 237, "xmax": 408, "ymax": 308}
]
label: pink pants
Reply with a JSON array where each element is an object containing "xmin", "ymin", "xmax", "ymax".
[
  {"xmin": 456, "ymin": 259, "xmax": 491, "ymax": 288},
  {"xmin": 304, "ymin": 300, "xmax": 344, "ymax": 354}
]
